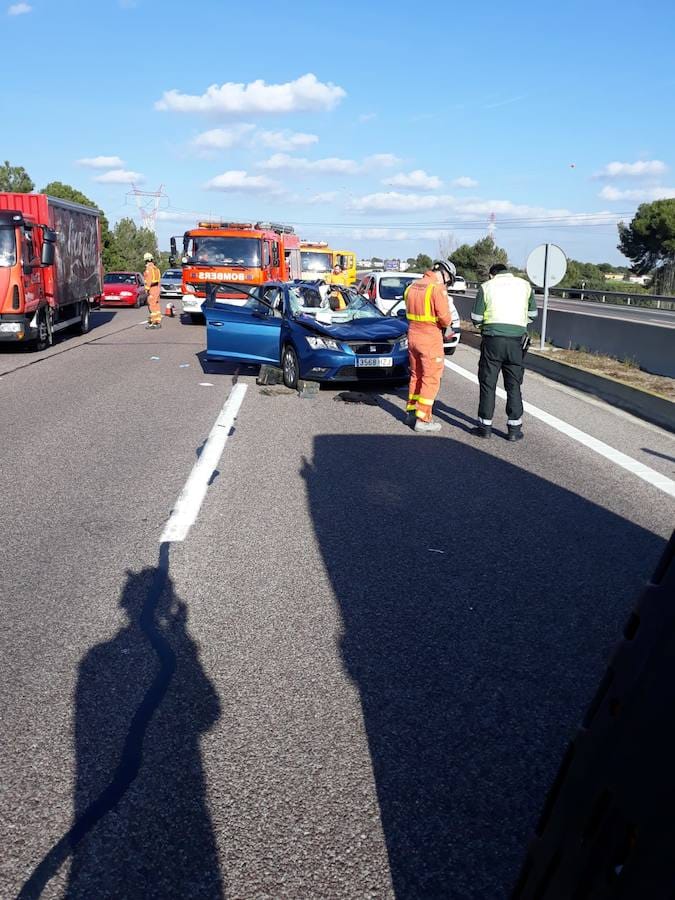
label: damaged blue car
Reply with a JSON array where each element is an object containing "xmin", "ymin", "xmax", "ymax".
[{"xmin": 203, "ymin": 280, "xmax": 409, "ymax": 388}]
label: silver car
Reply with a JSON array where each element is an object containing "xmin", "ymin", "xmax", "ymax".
[{"xmin": 160, "ymin": 268, "xmax": 183, "ymax": 298}]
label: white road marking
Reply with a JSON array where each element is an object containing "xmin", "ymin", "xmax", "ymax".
[
  {"xmin": 444, "ymin": 359, "xmax": 675, "ymax": 499},
  {"xmin": 160, "ymin": 383, "xmax": 248, "ymax": 543}
]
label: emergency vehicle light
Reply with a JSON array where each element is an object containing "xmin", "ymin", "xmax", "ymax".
[
  {"xmin": 255, "ymin": 222, "xmax": 295, "ymax": 234},
  {"xmin": 197, "ymin": 221, "xmax": 254, "ymax": 230}
]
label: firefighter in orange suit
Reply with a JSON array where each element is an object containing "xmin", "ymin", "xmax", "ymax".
[
  {"xmin": 144, "ymin": 252, "xmax": 162, "ymax": 329},
  {"xmin": 404, "ymin": 260, "xmax": 456, "ymax": 433}
]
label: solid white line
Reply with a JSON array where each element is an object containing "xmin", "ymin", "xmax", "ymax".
[
  {"xmin": 160, "ymin": 383, "xmax": 248, "ymax": 543},
  {"xmin": 444, "ymin": 359, "xmax": 675, "ymax": 500}
]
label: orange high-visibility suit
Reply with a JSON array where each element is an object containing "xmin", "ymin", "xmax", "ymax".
[
  {"xmin": 144, "ymin": 261, "xmax": 162, "ymax": 325},
  {"xmin": 405, "ymin": 274, "xmax": 451, "ymax": 422}
]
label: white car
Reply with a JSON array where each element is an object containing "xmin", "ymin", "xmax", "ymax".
[
  {"xmin": 358, "ymin": 271, "xmax": 461, "ymax": 355},
  {"xmin": 449, "ymin": 275, "xmax": 467, "ymax": 292},
  {"xmin": 357, "ymin": 270, "xmax": 423, "ymax": 314}
]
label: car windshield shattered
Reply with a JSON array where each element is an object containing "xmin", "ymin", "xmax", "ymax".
[{"xmin": 289, "ymin": 285, "xmax": 383, "ymax": 324}]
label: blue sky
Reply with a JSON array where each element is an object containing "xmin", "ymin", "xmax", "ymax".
[{"xmin": 3, "ymin": 0, "xmax": 675, "ymax": 266}]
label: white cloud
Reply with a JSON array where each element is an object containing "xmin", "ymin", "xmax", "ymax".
[
  {"xmin": 347, "ymin": 191, "xmax": 609, "ymax": 225},
  {"xmin": 204, "ymin": 170, "xmax": 278, "ymax": 193},
  {"xmin": 599, "ymin": 184, "xmax": 675, "ymax": 202},
  {"xmin": 358, "ymin": 113, "xmax": 377, "ymax": 123},
  {"xmin": 260, "ymin": 153, "xmax": 359, "ymax": 174},
  {"xmin": 367, "ymin": 153, "xmax": 400, "ymax": 169},
  {"xmin": 77, "ymin": 155, "xmax": 125, "ymax": 169},
  {"xmin": 156, "ymin": 73, "xmax": 346, "ymax": 115},
  {"xmin": 259, "ymin": 152, "xmax": 399, "ymax": 175},
  {"xmin": 452, "ymin": 176, "xmax": 479, "ymax": 189},
  {"xmin": 257, "ymin": 130, "xmax": 319, "ymax": 151},
  {"xmin": 8, "ymin": 2, "xmax": 31, "ymax": 14},
  {"xmin": 192, "ymin": 124, "xmax": 256, "ymax": 151},
  {"xmin": 594, "ymin": 160, "xmax": 668, "ymax": 179},
  {"xmin": 94, "ymin": 169, "xmax": 144, "ymax": 184},
  {"xmin": 385, "ymin": 170, "xmax": 442, "ymax": 191}
]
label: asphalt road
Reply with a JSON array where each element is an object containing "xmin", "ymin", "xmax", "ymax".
[
  {"xmin": 1, "ymin": 308, "xmax": 674, "ymax": 899},
  {"xmin": 455, "ymin": 288, "xmax": 675, "ymax": 327}
]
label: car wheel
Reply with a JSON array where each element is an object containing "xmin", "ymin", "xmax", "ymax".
[
  {"xmin": 134, "ymin": 293, "xmax": 142, "ymax": 308},
  {"xmin": 282, "ymin": 344, "xmax": 299, "ymax": 390},
  {"xmin": 445, "ymin": 347, "xmax": 456, "ymax": 356},
  {"xmin": 189, "ymin": 313, "xmax": 203, "ymax": 325},
  {"xmin": 77, "ymin": 300, "xmax": 91, "ymax": 334}
]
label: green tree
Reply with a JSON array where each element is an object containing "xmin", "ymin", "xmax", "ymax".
[
  {"xmin": 106, "ymin": 217, "xmax": 159, "ymax": 271},
  {"xmin": 41, "ymin": 180, "xmax": 115, "ymax": 269},
  {"xmin": 618, "ymin": 199, "xmax": 675, "ymax": 293},
  {"xmin": 408, "ymin": 253, "xmax": 433, "ymax": 273},
  {"xmin": 449, "ymin": 236, "xmax": 508, "ymax": 281},
  {"xmin": 0, "ymin": 160, "xmax": 34, "ymax": 193}
]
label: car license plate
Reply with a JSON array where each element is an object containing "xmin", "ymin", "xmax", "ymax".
[
  {"xmin": 105, "ymin": 294, "xmax": 116, "ymax": 299},
  {"xmin": 356, "ymin": 357, "xmax": 393, "ymax": 367}
]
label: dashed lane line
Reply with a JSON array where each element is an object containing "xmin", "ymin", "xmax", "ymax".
[
  {"xmin": 160, "ymin": 382, "xmax": 248, "ymax": 542},
  {"xmin": 444, "ymin": 359, "xmax": 675, "ymax": 500}
]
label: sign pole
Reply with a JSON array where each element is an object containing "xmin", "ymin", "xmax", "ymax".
[{"xmin": 540, "ymin": 243, "xmax": 550, "ymax": 351}]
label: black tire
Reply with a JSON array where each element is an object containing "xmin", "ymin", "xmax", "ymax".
[
  {"xmin": 189, "ymin": 313, "xmax": 204, "ymax": 325},
  {"xmin": 282, "ymin": 344, "xmax": 300, "ymax": 390},
  {"xmin": 34, "ymin": 307, "xmax": 53, "ymax": 352},
  {"xmin": 134, "ymin": 293, "xmax": 142, "ymax": 309},
  {"xmin": 77, "ymin": 301, "xmax": 91, "ymax": 335},
  {"xmin": 445, "ymin": 346, "xmax": 456, "ymax": 356}
]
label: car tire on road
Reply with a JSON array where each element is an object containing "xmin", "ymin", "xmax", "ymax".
[
  {"xmin": 445, "ymin": 347, "xmax": 456, "ymax": 356},
  {"xmin": 134, "ymin": 293, "xmax": 142, "ymax": 308},
  {"xmin": 282, "ymin": 344, "xmax": 299, "ymax": 390},
  {"xmin": 189, "ymin": 313, "xmax": 203, "ymax": 325}
]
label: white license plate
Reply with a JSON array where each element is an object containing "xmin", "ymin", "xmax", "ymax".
[
  {"xmin": 356, "ymin": 357, "xmax": 393, "ymax": 368},
  {"xmin": 105, "ymin": 294, "xmax": 117, "ymax": 300}
]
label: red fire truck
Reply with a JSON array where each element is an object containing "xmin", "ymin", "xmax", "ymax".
[{"xmin": 170, "ymin": 221, "xmax": 301, "ymax": 321}]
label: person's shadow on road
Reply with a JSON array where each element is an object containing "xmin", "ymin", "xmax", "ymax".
[{"xmin": 64, "ymin": 548, "xmax": 224, "ymax": 899}]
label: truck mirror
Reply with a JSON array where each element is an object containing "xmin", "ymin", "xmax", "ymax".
[
  {"xmin": 169, "ymin": 256, "xmax": 176, "ymax": 267},
  {"xmin": 41, "ymin": 242, "xmax": 55, "ymax": 266}
]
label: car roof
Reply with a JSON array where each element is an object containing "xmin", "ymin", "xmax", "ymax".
[
  {"xmin": 105, "ymin": 271, "xmax": 139, "ymax": 275},
  {"xmin": 367, "ymin": 270, "xmax": 421, "ymax": 279}
]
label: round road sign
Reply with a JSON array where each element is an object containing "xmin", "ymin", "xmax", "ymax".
[{"xmin": 526, "ymin": 244, "xmax": 567, "ymax": 288}]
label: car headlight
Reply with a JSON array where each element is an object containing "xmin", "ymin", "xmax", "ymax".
[
  {"xmin": 398, "ymin": 336, "xmax": 408, "ymax": 350},
  {"xmin": 120, "ymin": 291, "xmax": 133, "ymax": 297},
  {"xmin": 306, "ymin": 336, "xmax": 340, "ymax": 351},
  {"xmin": 184, "ymin": 284, "xmax": 196, "ymax": 294}
]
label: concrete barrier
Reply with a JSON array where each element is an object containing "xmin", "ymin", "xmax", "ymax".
[{"xmin": 452, "ymin": 295, "xmax": 675, "ymax": 378}]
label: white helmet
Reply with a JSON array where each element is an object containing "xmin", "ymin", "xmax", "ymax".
[{"xmin": 143, "ymin": 252, "xmax": 154, "ymax": 262}]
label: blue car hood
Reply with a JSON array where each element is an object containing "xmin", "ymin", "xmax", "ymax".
[{"xmin": 295, "ymin": 315, "xmax": 406, "ymax": 341}]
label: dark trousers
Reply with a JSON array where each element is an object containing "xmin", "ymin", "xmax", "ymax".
[{"xmin": 477, "ymin": 335, "xmax": 525, "ymax": 424}]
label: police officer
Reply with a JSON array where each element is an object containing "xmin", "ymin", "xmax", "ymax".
[{"xmin": 470, "ymin": 263, "xmax": 538, "ymax": 441}]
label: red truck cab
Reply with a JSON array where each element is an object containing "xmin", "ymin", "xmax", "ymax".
[
  {"xmin": 171, "ymin": 221, "xmax": 301, "ymax": 320},
  {"xmin": 0, "ymin": 193, "xmax": 102, "ymax": 350}
]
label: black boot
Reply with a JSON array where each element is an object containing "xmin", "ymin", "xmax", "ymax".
[
  {"xmin": 470, "ymin": 424, "xmax": 492, "ymax": 439},
  {"xmin": 507, "ymin": 425, "xmax": 524, "ymax": 442}
]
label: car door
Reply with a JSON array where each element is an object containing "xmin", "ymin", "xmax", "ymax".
[{"xmin": 204, "ymin": 285, "xmax": 282, "ymax": 364}]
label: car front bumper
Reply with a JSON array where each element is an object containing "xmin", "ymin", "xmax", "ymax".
[
  {"xmin": 298, "ymin": 346, "xmax": 409, "ymax": 382},
  {"xmin": 181, "ymin": 295, "xmax": 205, "ymax": 314}
]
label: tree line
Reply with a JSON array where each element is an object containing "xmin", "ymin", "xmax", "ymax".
[{"xmin": 0, "ymin": 160, "xmax": 171, "ymax": 273}]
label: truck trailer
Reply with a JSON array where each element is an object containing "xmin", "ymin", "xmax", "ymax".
[{"xmin": 0, "ymin": 193, "xmax": 103, "ymax": 350}]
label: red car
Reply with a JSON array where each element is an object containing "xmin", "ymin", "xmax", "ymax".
[{"xmin": 101, "ymin": 272, "xmax": 147, "ymax": 307}]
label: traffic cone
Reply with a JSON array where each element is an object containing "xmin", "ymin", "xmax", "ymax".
[{"xmin": 165, "ymin": 302, "xmax": 175, "ymax": 317}]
